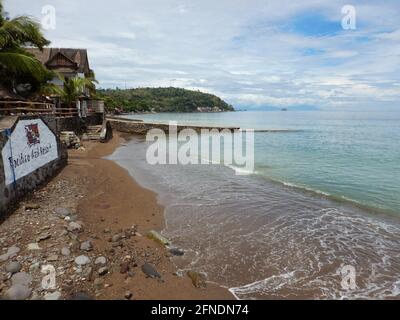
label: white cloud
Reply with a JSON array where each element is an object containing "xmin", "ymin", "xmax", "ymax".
[{"xmin": 5, "ymin": 0, "xmax": 400, "ymax": 109}]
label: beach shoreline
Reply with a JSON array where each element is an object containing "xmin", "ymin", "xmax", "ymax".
[{"xmin": 0, "ymin": 132, "xmax": 234, "ymax": 300}]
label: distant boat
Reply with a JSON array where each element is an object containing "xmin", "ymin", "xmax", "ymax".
[{"xmin": 281, "ymin": 108, "xmax": 288, "ymax": 111}]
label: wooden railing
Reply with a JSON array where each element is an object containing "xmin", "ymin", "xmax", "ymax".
[
  {"xmin": 0, "ymin": 101, "xmax": 55, "ymax": 115},
  {"xmin": 1, "ymin": 100, "xmax": 105, "ymax": 118}
]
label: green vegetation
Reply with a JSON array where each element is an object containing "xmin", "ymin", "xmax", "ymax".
[
  {"xmin": 97, "ymin": 87, "xmax": 234, "ymax": 113},
  {"xmin": 0, "ymin": 0, "xmax": 53, "ymax": 95}
]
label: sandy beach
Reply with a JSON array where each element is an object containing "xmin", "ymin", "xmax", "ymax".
[{"xmin": 0, "ymin": 133, "xmax": 233, "ymax": 300}]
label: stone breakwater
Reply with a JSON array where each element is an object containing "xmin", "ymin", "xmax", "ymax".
[{"xmin": 107, "ymin": 117, "xmax": 240, "ymax": 135}]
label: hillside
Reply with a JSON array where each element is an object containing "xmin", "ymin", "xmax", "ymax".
[{"xmin": 97, "ymin": 87, "xmax": 235, "ymax": 113}]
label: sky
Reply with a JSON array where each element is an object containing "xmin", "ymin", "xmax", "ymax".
[{"xmin": 5, "ymin": 0, "xmax": 400, "ymax": 110}]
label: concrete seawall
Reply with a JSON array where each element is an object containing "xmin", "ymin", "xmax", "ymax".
[{"xmin": 107, "ymin": 116, "xmax": 240, "ymax": 135}]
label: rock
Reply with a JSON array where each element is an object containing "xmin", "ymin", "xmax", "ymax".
[
  {"xmin": 47, "ymin": 255, "xmax": 59, "ymax": 262},
  {"xmin": 94, "ymin": 256, "xmax": 107, "ymax": 266},
  {"xmin": 3, "ymin": 284, "xmax": 32, "ymax": 300},
  {"xmin": 112, "ymin": 234, "xmax": 122, "ymax": 242},
  {"xmin": 82, "ymin": 267, "xmax": 93, "ymax": 280},
  {"xmin": 141, "ymin": 263, "xmax": 161, "ymax": 279},
  {"xmin": 11, "ymin": 272, "xmax": 32, "ymax": 286},
  {"xmin": 75, "ymin": 255, "xmax": 91, "ymax": 266},
  {"xmin": 124, "ymin": 291, "xmax": 133, "ymax": 300},
  {"xmin": 61, "ymin": 247, "xmax": 71, "ymax": 256},
  {"xmin": 120, "ymin": 262, "xmax": 130, "ymax": 274},
  {"xmin": 67, "ymin": 222, "xmax": 83, "ymax": 233},
  {"xmin": 5, "ymin": 261, "xmax": 22, "ymax": 274},
  {"xmin": 44, "ymin": 291, "xmax": 62, "ymax": 300},
  {"xmin": 24, "ymin": 203, "xmax": 40, "ymax": 210},
  {"xmin": 169, "ymin": 248, "xmax": 185, "ymax": 256},
  {"xmin": 54, "ymin": 207, "xmax": 71, "ymax": 217},
  {"xmin": 98, "ymin": 267, "xmax": 108, "ymax": 276},
  {"xmin": 80, "ymin": 241, "xmax": 93, "ymax": 252},
  {"xmin": 29, "ymin": 263, "xmax": 40, "ymax": 272},
  {"xmin": 147, "ymin": 230, "xmax": 170, "ymax": 246},
  {"xmin": 36, "ymin": 232, "xmax": 51, "ymax": 242},
  {"xmin": 69, "ymin": 292, "xmax": 93, "ymax": 300},
  {"xmin": 187, "ymin": 271, "xmax": 207, "ymax": 288},
  {"xmin": 0, "ymin": 246, "xmax": 20, "ymax": 262},
  {"xmin": 93, "ymin": 278, "xmax": 104, "ymax": 290},
  {"xmin": 103, "ymin": 228, "xmax": 111, "ymax": 234},
  {"xmin": 27, "ymin": 243, "xmax": 41, "ymax": 251}
]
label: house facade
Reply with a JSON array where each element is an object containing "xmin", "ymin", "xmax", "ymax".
[{"xmin": 26, "ymin": 48, "xmax": 104, "ymax": 116}]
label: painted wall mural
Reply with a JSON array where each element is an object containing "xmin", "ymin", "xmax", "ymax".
[{"xmin": 2, "ymin": 118, "xmax": 59, "ymax": 186}]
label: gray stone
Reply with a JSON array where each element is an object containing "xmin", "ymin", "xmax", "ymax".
[
  {"xmin": 3, "ymin": 284, "xmax": 32, "ymax": 300},
  {"xmin": 0, "ymin": 246, "xmax": 20, "ymax": 262},
  {"xmin": 27, "ymin": 243, "xmax": 41, "ymax": 250},
  {"xmin": 80, "ymin": 241, "xmax": 93, "ymax": 252},
  {"xmin": 94, "ymin": 256, "xmax": 107, "ymax": 266},
  {"xmin": 29, "ymin": 263, "xmax": 40, "ymax": 272},
  {"xmin": 54, "ymin": 207, "xmax": 71, "ymax": 217},
  {"xmin": 75, "ymin": 255, "xmax": 91, "ymax": 266},
  {"xmin": 11, "ymin": 272, "xmax": 33, "ymax": 286},
  {"xmin": 61, "ymin": 247, "xmax": 71, "ymax": 256},
  {"xmin": 44, "ymin": 291, "xmax": 62, "ymax": 300},
  {"xmin": 112, "ymin": 234, "xmax": 122, "ymax": 242},
  {"xmin": 82, "ymin": 267, "xmax": 93, "ymax": 280},
  {"xmin": 69, "ymin": 292, "xmax": 93, "ymax": 300},
  {"xmin": 141, "ymin": 263, "xmax": 161, "ymax": 279},
  {"xmin": 36, "ymin": 232, "xmax": 51, "ymax": 242},
  {"xmin": 47, "ymin": 255, "xmax": 59, "ymax": 262},
  {"xmin": 98, "ymin": 267, "xmax": 108, "ymax": 276},
  {"xmin": 68, "ymin": 222, "xmax": 83, "ymax": 233},
  {"xmin": 5, "ymin": 261, "xmax": 22, "ymax": 274},
  {"xmin": 169, "ymin": 248, "xmax": 185, "ymax": 256},
  {"xmin": 93, "ymin": 278, "xmax": 104, "ymax": 290}
]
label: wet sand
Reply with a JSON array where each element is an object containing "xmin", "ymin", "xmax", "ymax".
[{"xmin": 67, "ymin": 133, "xmax": 233, "ymax": 300}]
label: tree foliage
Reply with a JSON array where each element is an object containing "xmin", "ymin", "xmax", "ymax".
[
  {"xmin": 0, "ymin": 0, "xmax": 52, "ymax": 94},
  {"xmin": 97, "ymin": 87, "xmax": 235, "ymax": 113}
]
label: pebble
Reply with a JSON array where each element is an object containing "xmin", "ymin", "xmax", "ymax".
[
  {"xmin": 27, "ymin": 243, "xmax": 41, "ymax": 251},
  {"xmin": 69, "ymin": 292, "xmax": 93, "ymax": 300},
  {"xmin": 93, "ymin": 278, "xmax": 104, "ymax": 290},
  {"xmin": 124, "ymin": 291, "xmax": 133, "ymax": 300},
  {"xmin": 120, "ymin": 262, "xmax": 130, "ymax": 274},
  {"xmin": 61, "ymin": 247, "xmax": 71, "ymax": 256},
  {"xmin": 94, "ymin": 256, "xmax": 107, "ymax": 266},
  {"xmin": 47, "ymin": 255, "xmax": 59, "ymax": 262},
  {"xmin": 24, "ymin": 203, "xmax": 40, "ymax": 210},
  {"xmin": 141, "ymin": 263, "xmax": 161, "ymax": 279},
  {"xmin": 68, "ymin": 221, "xmax": 83, "ymax": 233},
  {"xmin": 112, "ymin": 234, "xmax": 122, "ymax": 242},
  {"xmin": 169, "ymin": 248, "xmax": 185, "ymax": 257},
  {"xmin": 44, "ymin": 291, "xmax": 62, "ymax": 300},
  {"xmin": 11, "ymin": 272, "xmax": 33, "ymax": 286},
  {"xmin": 98, "ymin": 267, "xmax": 109, "ymax": 276},
  {"xmin": 54, "ymin": 207, "xmax": 71, "ymax": 217},
  {"xmin": 5, "ymin": 261, "xmax": 22, "ymax": 274},
  {"xmin": 80, "ymin": 241, "xmax": 93, "ymax": 252},
  {"xmin": 3, "ymin": 284, "xmax": 32, "ymax": 300},
  {"xmin": 36, "ymin": 232, "xmax": 51, "ymax": 242},
  {"xmin": 0, "ymin": 246, "xmax": 20, "ymax": 262},
  {"xmin": 75, "ymin": 255, "xmax": 91, "ymax": 266}
]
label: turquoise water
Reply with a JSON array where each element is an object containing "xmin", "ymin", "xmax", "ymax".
[
  {"xmin": 123, "ymin": 111, "xmax": 400, "ymax": 214},
  {"xmin": 110, "ymin": 111, "xmax": 400, "ymax": 299}
]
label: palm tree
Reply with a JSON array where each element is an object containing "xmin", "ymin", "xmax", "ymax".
[
  {"xmin": 59, "ymin": 76, "xmax": 98, "ymax": 117},
  {"xmin": 0, "ymin": 0, "xmax": 50, "ymax": 90}
]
